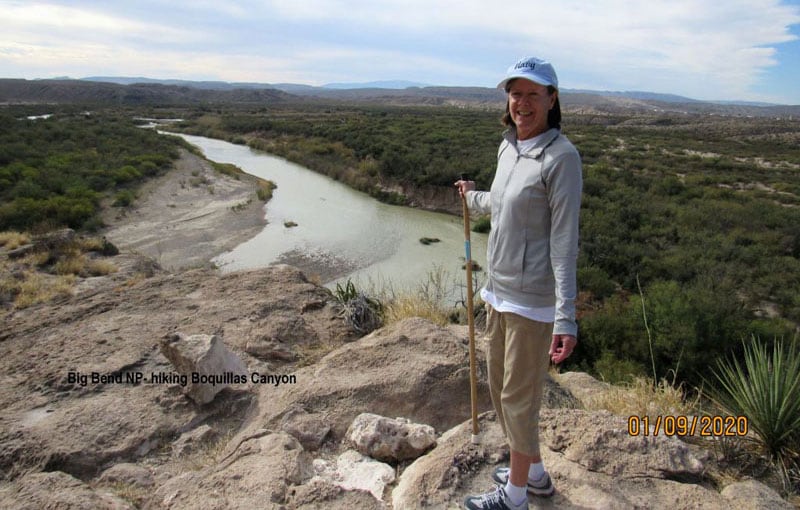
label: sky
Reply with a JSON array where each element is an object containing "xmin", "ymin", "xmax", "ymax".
[{"xmin": 2, "ymin": 0, "xmax": 800, "ymax": 105}]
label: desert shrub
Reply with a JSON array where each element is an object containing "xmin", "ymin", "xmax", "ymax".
[
  {"xmin": 113, "ymin": 190, "xmax": 136, "ymax": 207},
  {"xmin": 592, "ymin": 351, "xmax": 648, "ymax": 384},
  {"xmin": 334, "ymin": 279, "xmax": 383, "ymax": 335},
  {"xmin": 471, "ymin": 215, "xmax": 491, "ymax": 234},
  {"xmin": 256, "ymin": 179, "xmax": 276, "ymax": 201},
  {"xmin": 113, "ymin": 165, "xmax": 142, "ymax": 184},
  {"xmin": 578, "ymin": 265, "xmax": 617, "ymax": 300},
  {"xmin": 706, "ymin": 336, "xmax": 800, "ymax": 490},
  {"xmin": 212, "ymin": 162, "xmax": 244, "ymax": 179}
]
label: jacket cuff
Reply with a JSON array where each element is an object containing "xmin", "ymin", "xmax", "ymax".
[{"xmin": 553, "ymin": 317, "xmax": 578, "ymax": 338}]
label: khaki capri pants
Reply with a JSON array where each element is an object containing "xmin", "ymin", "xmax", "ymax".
[{"xmin": 485, "ymin": 304, "xmax": 553, "ymax": 457}]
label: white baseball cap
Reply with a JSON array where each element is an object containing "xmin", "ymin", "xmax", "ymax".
[{"xmin": 497, "ymin": 56, "xmax": 558, "ymax": 91}]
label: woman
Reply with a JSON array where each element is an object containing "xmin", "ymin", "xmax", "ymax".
[{"xmin": 456, "ymin": 56, "xmax": 582, "ymax": 510}]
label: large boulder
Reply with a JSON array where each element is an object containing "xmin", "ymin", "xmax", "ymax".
[
  {"xmin": 159, "ymin": 332, "xmax": 248, "ymax": 405},
  {"xmin": 552, "ymin": 370, "xmax": 611, "ymax": 407},
  {"xmin": 539, "ymin": 409, "xmax": 706, "ymax": 479},
  {"xmin": 346, "ymin": 413, "xmax": 436, "ymax": 462},
  {"xmin": 0, "ymin": 264, "xmax": 344, "ymax": 484}
]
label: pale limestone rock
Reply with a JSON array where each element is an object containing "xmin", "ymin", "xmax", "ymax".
[
  {"xmin": 346, "ymin": 412, "xmax": 436, "ymax": 462},
  {"xmin": 312, "ymin": 449, "xmax": 395, "ymax": 501},
  {"xmin": 159, "ymin": 333, "xmax": 248, "ymax": 405}
]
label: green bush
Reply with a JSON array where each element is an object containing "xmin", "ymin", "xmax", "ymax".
[
  {"xmin": 0, "ymin": 111, "xmax": 183, "ymax": 231},
  {"xmin": 256, "ymin": 179, "xmax": 276, "ymax": 201},
  {"xmin": 471, "ymin": 215, "xmax": 491, "ymax": 233},
  {"xmin": 578, "ymin": 265, "xmax": 616, "ymax": 300},
  {"xmin": 113, "ymin": 190, "xmax": 136, "ymax": 207},
  {"xmin": 113, "ymin": 165, "xmax": 142, "ymax": 184}
]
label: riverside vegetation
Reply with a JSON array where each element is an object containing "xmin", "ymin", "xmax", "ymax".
[
  {"xmin": 167, "ymin": 103, "xmax": 800, "ymax": 494},
  {"xmin": 0, "ymin": 108, "xmax": 187, "ymax": 232},
  {"xmin": 2, "ymin": 101, "xmax": 799, "ymax": 496},
  {"xmin": 167, "ymin": 103, "xmax": 800, "ymax": 381}
]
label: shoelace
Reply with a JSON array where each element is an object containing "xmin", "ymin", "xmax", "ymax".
[{"xmin": 478, "ymin": 487, "xmax": 506, "ymax": 509}]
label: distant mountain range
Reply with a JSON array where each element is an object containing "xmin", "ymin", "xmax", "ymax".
[
  {"xmin": 1, "ymin": 76, "xmax": 797, "ymax": 117},
  {"xmin": 0, "ymin": 78, "xmax": 292, "ymax": 105}
]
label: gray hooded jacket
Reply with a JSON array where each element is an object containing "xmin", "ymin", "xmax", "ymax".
[{"xmin": 466, "ymin": 127, "xmax": 582, "ymax": 336}]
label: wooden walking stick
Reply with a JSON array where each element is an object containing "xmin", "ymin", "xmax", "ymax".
[{"xmin": 460, "ymin": 174, "xmax": 480, "ymax": 444}]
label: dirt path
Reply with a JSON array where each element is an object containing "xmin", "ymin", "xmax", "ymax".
[{"xmin": 102, "ymin": 148, "xmax": 266, "ymax": 270}]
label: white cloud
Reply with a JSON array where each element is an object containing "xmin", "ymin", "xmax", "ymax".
[
  {"xmin": 0, "ymin": 0, "xmax": 798, "ymax": 101},
  {"xmin": 2, "ymin": 2, "xmax": 203, "ymax": 45},
  {"xmin": 256, "ymin": 0, "xmax": 800, "ymax": 99}
]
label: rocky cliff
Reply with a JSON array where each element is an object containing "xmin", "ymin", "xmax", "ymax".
[{"xmin": 0, "ymin": 252, "xmax": 793, "ymax": 509}]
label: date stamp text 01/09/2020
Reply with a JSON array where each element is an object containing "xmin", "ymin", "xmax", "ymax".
[{"xmin": 627, "ymin": 415, "xmax": 749, "ymax": 437}]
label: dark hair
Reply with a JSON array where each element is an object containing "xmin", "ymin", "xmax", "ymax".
[{"xmin": 501, "ymin": 82, "xmax": 561, "ymax": 131}]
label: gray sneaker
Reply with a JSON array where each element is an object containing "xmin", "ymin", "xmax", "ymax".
[
  {"xmin": 491, "ymin": 467, "xmax": 555, "ymax": 497},
  {"xmin": 463, "ymin": 486, "xmax": 528, "ymax": 510}
]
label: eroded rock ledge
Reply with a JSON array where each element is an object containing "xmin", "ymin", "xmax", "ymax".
[{"xmin": 0, "ymin": 260, "xmax": 792, "ymax": 509}]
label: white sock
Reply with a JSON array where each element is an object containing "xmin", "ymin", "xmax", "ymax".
[
  {"xmin": 504, "ymin": 480, "xmax": 527, "ymax": 506},
  {"xmin": 528, "ymin": 462, "xmax": 545, "ymax": 481}
]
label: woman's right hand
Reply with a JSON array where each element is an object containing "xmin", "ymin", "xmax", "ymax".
[{"xmin": 454, "ymin": 179, "xmax": 476, "ymax": 198}]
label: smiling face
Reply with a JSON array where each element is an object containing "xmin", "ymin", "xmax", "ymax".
[{"xmin": 507, "ymin": 78, "xmax": 557, "ymax": 140}]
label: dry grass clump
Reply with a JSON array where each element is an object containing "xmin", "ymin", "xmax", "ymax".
[
  {"xmin": 0, "ymin": 231, "xmax": 31, "ymax": 250},
  {"xmin": 76, "ymin": 236, "xmax": 107, "ymax": 252},
  {"xmin": 11, "ymin": 272, "xmax": 76, "ymax": 308},
  {"xmin": 383, "ymin": 294, "xmax": 450, "ymax": 327},
  {"xmin": 86, "ymin": 259, "xmax": 118, "ymax": 276},
  {"xmin": 179, "ymin": 431, "xmax": 235, "ymax": 472},
  {"xmin": 106, "ymin": 482, "xmax": 150, "ymax": 508},
  {"xmin": 583, "ymin": 376, "xmax": 699, "ymax": 418},
  {"xmin": 53, "ymin": 250, "xmax": 86, "ymax": 275},
  {"xmin": 379, "ymin": 266, "xmax": 455, "ymax": 328},
  {"xmin": 53, "ymin": 251, "xmax": 118, "ymax": 277},
  {"xmin": 1, "ymin": 231, "xmax": 118, "ymax": 311}
]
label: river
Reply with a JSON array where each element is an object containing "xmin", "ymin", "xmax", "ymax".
[{"xmin": 174, "ymin": 134, "xmax": 488, "ymax": 301}]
